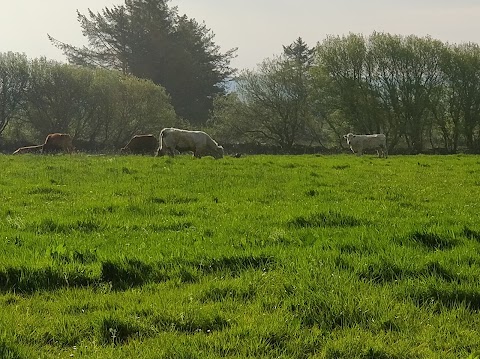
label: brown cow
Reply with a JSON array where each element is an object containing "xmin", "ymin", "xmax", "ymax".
[
  {"xmin": 12, "ymin": 144, "xmax": 44, "ymax": 155},
  {"xmin": 121, "ymin": 134, "xmax": 158, "ymax": 156},
  {"xmin": 42, "ymin": 133, "xmax": 75, "ymax": 154}
]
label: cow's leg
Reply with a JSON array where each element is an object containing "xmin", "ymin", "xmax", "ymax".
[
  {"xmin": 378, "ymin": 146, "xmax": 387, "ymax": 158},
  {"xmin": 193, "ymin": 147, "xmax": 203, "ymax": 158}
]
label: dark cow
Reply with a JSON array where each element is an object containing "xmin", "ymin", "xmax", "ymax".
[
  {"xmin": 156, "ymin": 128, "xmax": 224, "ymax": 159},
  {"xmin": 121, "ymin": 134, "xmax": 158, "ymax": 156},
  {"xmin": 12, "ymin": 145, "xmax": 44, "ymax": 155},
  {"xmin": 42, "ymin": 133, "xmax": 75, "ymax": 154}
]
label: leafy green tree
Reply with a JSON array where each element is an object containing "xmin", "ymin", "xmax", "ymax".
[
  {"xmin": 49, "ymin": 0, "xmax": 236, "ymax": 126},
  {"xmin": 230, "ymin": 38, "xmax": 316, "ymax": 150},
  {"xmin": 21, "ymin": 60, "xmax": 176, "ymax": 149},
  {"xmin": 208, "ymin": 93, "xmax": 252, "ymax": 144},
  {"xmin": 316, "ymin": 33, "xmax": 446, "ymax": 153},
  {"xmin": 316, "ymin": 34, "xmax": 371, "ymax": 131},
  {"xmin": 25, "ymin": 59, "xmax": 94, "ymax": 137},
  {"xmin": 309, "ymin": 64, "xmax": 347, "ymax": 148},
  {"xmin": 369, "ymin": 33, "xmax": 445, "ymax": 153},
  {"xmin": 0, "ymin": 52, "xmax": 30, "ymax": 135},
  {"xmin": 93, "ymin": 71, "xmax": 177, "ymax": 148},
  {"xmin": 441, "ymin": 43, "xmax": 480, "ymax": 152},
  {"xmin": 314, "ymin": 34, "xmax": 386, "ymax": 147}
]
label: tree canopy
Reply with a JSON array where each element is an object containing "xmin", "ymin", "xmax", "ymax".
[
  {"xmin": 48, "ymin": 0, "xmax": 237, "ymax": 126},
  {"xmin": 0, "ymin": 52, "xmax": 30, "ymax": 135}
]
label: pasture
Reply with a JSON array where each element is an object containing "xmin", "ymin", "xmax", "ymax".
[{"xmin": 1, "ymin": 153, "xmax": 480, "ymax": 358}]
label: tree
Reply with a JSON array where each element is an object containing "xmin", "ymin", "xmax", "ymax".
[
  {"xmin": 25, "ymin": 59, "xmax": 94, "ymax": 137},
  {"xmin": 441, "ymin": 43, "xmax": 480, "ymax": 152},
  {"xmin": 316, "ymin": 33, "xmax": 446, "ymax": 153},
  {"xmin": 314, "ymin": 34, "xmax": 385, "ymax": 146},
  {"xmin": 369, "ymin": 33, "xmax": 445, "ymax": 153},
  {"xmin": 208, "ymin": 93, "xmax": 252, "ymax": 144},
  {"xmin": 0, "ymin": 52, "xmax": 30, "ymax": 135},
  {"xmin": 93, "ymin": 71, "xmax": 177, "ymax": 147},
  {"xmin": 230, "ymin": 38, "xmax": 316, "ymax": 150},
  {"xmin": 48, "ymin": 0, "xmax": 237, "ymax": 126},
  {"xmin": 20, "ymin": 59, "xmax": 176, "ymax": 148},
  {"xmin": 316, "ymin": 34, "xmax": 393, "ymax": 138}
]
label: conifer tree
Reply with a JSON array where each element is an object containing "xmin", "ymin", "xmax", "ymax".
[{"xmin": 49, "ymin": 0, "xmax": 236, "ymax": 125}]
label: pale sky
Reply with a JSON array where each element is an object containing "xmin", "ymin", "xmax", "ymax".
[{"xmin": 1, "ymin": 0, "xmax": 480, "ymax": 71}]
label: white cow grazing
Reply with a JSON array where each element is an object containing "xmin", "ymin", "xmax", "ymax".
[
  {"xmin": 156, "ymin": 128, "xmax": 224, "ymax": 159},
  {"xmin": 343, "ymin": 133, "xmax": 387, "ymax": 158}
]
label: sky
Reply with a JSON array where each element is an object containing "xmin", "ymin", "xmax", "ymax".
[{"xmin": 1, "ymin": 0, "xmax": 480, "ymax": 71}]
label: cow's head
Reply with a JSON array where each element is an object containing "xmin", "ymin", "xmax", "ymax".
[
  {"xmin": 344, "ymin": 133, "xmax": 355, "ymax": 144},
  {"xmin": 213, "ymin": 145, "xmax": 224, "ymax": 159},
  {"xmin": 155, "ymin": 147, "xmax": 166, "ymax": 157}
]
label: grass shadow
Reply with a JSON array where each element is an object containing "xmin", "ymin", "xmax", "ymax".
[
  {"xmin": 408, "ymin": 286, "xmax": 480, "ymax": 310},
  {"xmin": 462, "ymin": 226, "xmax": 480, "ymax": 242},
  {"xmin": 0, "ymin": 254, "xmax": 276, "ymax": 294},
  {"xmin": 397, "ymin": 229, "xmax": 458, "ymax": 250}
]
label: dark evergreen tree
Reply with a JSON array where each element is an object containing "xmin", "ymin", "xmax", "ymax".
[
  {"xmin": 48, "ymin": 0, "xmax": 237, "ymax": 125},
  {"xmin": 283, "ymin": 37, "xmax": 315, "ymax": 67}
]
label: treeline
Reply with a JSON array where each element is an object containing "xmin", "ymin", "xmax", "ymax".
[
  {"xmin": 210, "ymin": 33, "xmax": 480, "ymax": 154},
  {"xmin": 320, "ymin": 33, "xmax": 480, "ymax": 153},
  {"xmin": 0, "ymin": 53, "xmax": 178, "ymax": 152},
  {"xmin": 2, "ymin": 32, "xmax": 480, "ymax": 154}
]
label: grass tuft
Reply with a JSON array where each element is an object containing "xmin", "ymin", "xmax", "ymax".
[
  {"xmin": 407, "ymin": 285, "xmax": 480, "ymax": 310},
  {"xmin": 290, "ymin": 291, "xmax": 375, "ymax": 330},
  {"xmin": 421, "ymin": 261, "xmax": 458, "ymax": 282},
  {"xmin": 357, "ymin": 260, "xmax": 410, "ymax": 284},
  {"xmin": 152, "ymin": 311, "xmax": 230, "ymax": 333},
  {"xmin": 305, "ymin": 189, "xmax": 319, "ymax": 197},
  {"xmin": 332, "ymin": 164, "xmax": 350, "ymax": 170},
  {"xmin": 28, "ymin": 187, "xmax": 64, "ymax": 195},
  {"xmin": 34, "ymin": 218, "xmax": 102, "ymax": 234},
  {"xmin": 100, "ymin": 259, "xmax": 155, "ymax": 290},
  {"xmin": 404, "ymin": 230, "xmax": 458, "ymax": 250},
  {"xmin": 0, "ymin": 338, "xmax": 22, "ymax": 359},
  {"xmin": 462, "ymin": 226, "xmax": 480, "ymax": 242},
  {"xmin": 95, "ymin": 316, "xmax": 141, "ymax": 345},
  {"xmin": 199, "ymin": 284, "xmax": 256, "ymax": 303},
  {"xmin": 0, "ymin": 266, "xmax": 91, "ymax": 293},
  {"xmin": 195, "ymin": 254, "xmax": 275, "ymax": 276},
  {"xmin": 289, "ymin": 211, "xmax": 363, "ymax": 228}
]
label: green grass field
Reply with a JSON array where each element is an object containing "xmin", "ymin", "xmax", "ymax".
[{"xmin": 1, "ymin": 153, "xmax": 480, "ymax": 358}]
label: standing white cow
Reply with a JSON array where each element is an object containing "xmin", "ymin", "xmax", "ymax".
[
  {"xmin": 156, "ymin": 128, "xmax": 224, "ymax": 159},
  {"xmin": 343, "ymin": 133, "xmax": 387, "ymax": 158}
]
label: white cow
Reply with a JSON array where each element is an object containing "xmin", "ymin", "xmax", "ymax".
[
  {"xmin": 156, "ymin": 128, "xmax": 224, "ymax": 159},
  {"xmin": 343, "ymin": 133, "xmax": 387, "ymax": 158}
]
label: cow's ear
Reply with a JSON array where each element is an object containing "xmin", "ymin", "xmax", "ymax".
[
  {"xmin": 352, "ymin": 135, "xmax": 356, "ymax": 138},
  {"xmin": 343, "ymin": 135, "xmax": 347, "ymax": 138}
]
